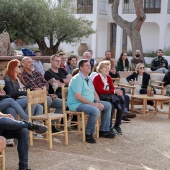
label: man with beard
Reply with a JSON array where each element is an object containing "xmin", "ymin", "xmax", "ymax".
[
  {"xmin": 151, "ymin": 49, "xmax": 168, "ymax": 73},
  {"xmin": 21, "ymin": 57, "xmax": 63, "ymax": 133},
  {"xmin": 131, "ymin": 50, "xmax": 144, "ymax": 71}
]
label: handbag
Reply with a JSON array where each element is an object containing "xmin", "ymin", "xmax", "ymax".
[{"xmin": 99, "ymin": 93, "xmax": 112, "ymax": 101}]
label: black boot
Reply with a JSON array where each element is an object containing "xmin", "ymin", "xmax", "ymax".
[{"xmin": 86, "ymin": 133, "xmax": 96, "ymax": 143}]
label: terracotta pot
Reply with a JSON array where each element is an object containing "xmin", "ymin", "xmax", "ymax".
[{"xmin": 78, "ymin": 43, "xmax": 88, "ymax": 56}]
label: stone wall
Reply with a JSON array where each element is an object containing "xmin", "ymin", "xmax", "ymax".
[{"xmin": 0, "ymin": 31, "xmax": 14, "ymax": 56}]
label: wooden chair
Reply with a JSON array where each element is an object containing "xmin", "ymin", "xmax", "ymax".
[
  {"xmin": 61, "ymin": 86, "xmax": 100, "ymax": 141},
  {"xmin": 0, "ymin": 136, "xmax": 6, "ymax": 170},
  {"xmin": 118, "ymin": 71, "xmax": 134, "ymax": 78},
  {"xmin": 0, "ymin": 150, "xmax": 5, "ymax": 170},
  {"xmin": 27, "ymin": 87, "xmax": 68, "ymax": 150},
  {"xmin": 61, "ymin": 86, "xmax": 86, "ymax": 142}
]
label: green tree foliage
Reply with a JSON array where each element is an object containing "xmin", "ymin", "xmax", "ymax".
[{"xmin": 0, "ymin": 0, "xmax": 94, "ymax": 55}]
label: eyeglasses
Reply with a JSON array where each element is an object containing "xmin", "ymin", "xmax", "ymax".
[
  {"xmin": 17, "ymin": 65, "xmax": 23, "ymax": 68},
  {"xmin": 138, "ymin": 67, "xmax": 145, "ymax": 69},
  {"xmin": 53, "ymin": 60, "xmax": 61, "ymax": 63}
]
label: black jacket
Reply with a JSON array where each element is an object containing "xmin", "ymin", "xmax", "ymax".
[
  {"xmin": 162, "ymin": 71, "xmax": 170, "ymax": 86},
  {"xmin": 126, "ymin": 72, "xmax": 150, "ymax": 88},
  {"xmin": 151, "ymin": 56, "xmax": 168, "ymax": 71},
  {"xmin": 4, "ymin": 76, "xmax": 27, "ymax": 99}
]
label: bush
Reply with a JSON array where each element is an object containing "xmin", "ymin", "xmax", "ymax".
[{"xmin": 143, "ymin": 49, "xmax": 156, "ymax": 57}]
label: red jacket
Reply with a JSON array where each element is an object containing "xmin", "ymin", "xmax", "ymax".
[{"xmin": 93, "ymin": 74, "xmax": 114, "ymax": 95}]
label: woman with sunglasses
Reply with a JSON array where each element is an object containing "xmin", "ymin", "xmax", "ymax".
[
  {"xmin": 126, "ymin": 63, "xmax": 156, "ymax": 107},
  {"xmin": 4, "ymin": 59, "xmax": 43, "ymax": 119}
]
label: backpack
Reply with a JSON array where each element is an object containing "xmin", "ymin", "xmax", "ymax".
[{"xmin": 22, "ymin": 48, "xmax": 36, "ymax": 56}]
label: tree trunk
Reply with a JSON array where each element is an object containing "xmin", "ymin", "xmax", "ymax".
[
  {"xmin": 112, "ymin": 0, "xmax": 146, "ymax": 61},
  {"xmin": 36, "ymin": 38, "xmax": 60, "ymax": 55}
]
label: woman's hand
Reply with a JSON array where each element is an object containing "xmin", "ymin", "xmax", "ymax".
[
  {"xmin": 0, "ymin": 90, "xmax": 6, "ymax": 95},
  {"xmin": 115, "ymin": 89, "xmax": 123, "ymax": 96}
]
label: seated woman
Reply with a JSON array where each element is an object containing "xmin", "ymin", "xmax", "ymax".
[
  {"xmin": 4, "ymin": 59, "xmax": 43, "ymax": 117},
  {"xmin": 116, "ymin": 52, "xmax": 129, "ymax": 71},
  {"xmin": 93, "ymin": 60, "xmax": 124, "ymax": 135},
  {"xmin": 89, "ymin": 63, "xmax": 99, "ymax": 81},
  {"xmin": 0, "ymin": 112, "xmax": 47, "ymax": 170},
  {"xmin": 126, "ymin": 63, "xmax": 163, "ymax": 111}
]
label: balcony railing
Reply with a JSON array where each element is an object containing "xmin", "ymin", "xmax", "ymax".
[
  {"xmin": 122, "ymin": 0, "xmax": 161, "ymax": 14},
  {"xmin": 77, "ymin": 0, "xmax": 93, "ymax": 14}
]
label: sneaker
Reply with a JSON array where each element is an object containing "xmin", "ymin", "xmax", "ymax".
[
  {"xmin": 122, "ymin": 115, "xmax": 130, "ymax": 122},
  {"xmin": 52, "ymin": 126, "xmax": 60, "ymax": 133},
  {"xmin": 99, "ymin": 130, "xmax": 115, "ymax": 138},
  {"xmin": 18, "ymin": 169, "xmax": 31, "ymax": 170},
  {"xmin": 114, "ymin": 126, "xmax": 123, "ymax": 135},
  {"xmin": 6, "ymin": 139, "xmax": 14, "ymax": 147},
  {"xmin": 157, "ymin": 108, "xmax": 165, "ymax": 112},
  {"xmin": 147, "ymin": 106, "xmax": 155, "ymax": 111},
  {"xmin": 28, "ymin": 123, "xmax": 47, "ymax": 134},
  {"xmin": 86, "ymin": 133, "xmax": 96, "ymax": 143}
]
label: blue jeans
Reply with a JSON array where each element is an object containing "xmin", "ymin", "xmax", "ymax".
[
  {"xmin": 76, "ymin": 101, "xmax": 111, "ymax": 134},
  {"xmin": 156, "ymin": 68, "xmax": 168, "ymax": 73},
  {"xmin": 0, "ymin": 98, "xmax": 28, "ymax": 120},
  {"xmin": 0, "ymin": 117, "xmax": 29, "ymax": 169},
  {"xmin": 47, "ymin": 96, "xmax": 63, "ymax": 113},
  {"xmin": 16, "ymin": 98, "xmax": 43, "ymax": 119}
]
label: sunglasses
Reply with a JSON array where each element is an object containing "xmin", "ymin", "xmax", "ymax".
[
  {"xmin": 17, "ymin": 65, "xmax": 23, "ymax": 68},
  {"xmin": 138, "ymin": 67, "xmax": 145, "ymax": 69}
]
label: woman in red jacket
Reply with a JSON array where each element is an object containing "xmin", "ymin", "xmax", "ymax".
[{"xmin": 93, "ymin": 61, "xmax": 123, "ymax": 135}]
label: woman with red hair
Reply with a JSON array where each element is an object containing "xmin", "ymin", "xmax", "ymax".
[{"xmin": 4, "ymin": 59, "xmax": 43, "ymax": 119}]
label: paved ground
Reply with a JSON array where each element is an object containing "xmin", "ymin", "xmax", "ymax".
[{"xmin": 4, "ymin": 106, "xmax": 170, "ymax": 170}]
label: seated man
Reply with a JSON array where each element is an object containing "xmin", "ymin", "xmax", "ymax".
[
  {"xmin": 0, "ymin": 112, "xmax": 47, "ymax": 170},
  {"xmin": 151, "ymin": 49, "xmax": 168, "ymax": 73},
  {"xmin": 67, "ymin": 59, "xmax": 115, "ymax": 144},
  {"xmin": 21, "ymin": 57, "xmax": 63, "ymax": 132},
  {"xmin": 44, "ymin": 54, "xmax": 72, "ymax": 98},
  {"xmin": 131, "ymin": 50, "xmax": 144, "ymax": 71}
]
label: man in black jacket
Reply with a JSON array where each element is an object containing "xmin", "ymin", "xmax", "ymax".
[{"xmin": 151, "ymin": 49, "xmax": 168, "ymax": 73}]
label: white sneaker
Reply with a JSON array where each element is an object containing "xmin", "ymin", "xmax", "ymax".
[
  {"xmin": 6, "ymin": 139, "xmax": 14, "ymax": 147},
  {"xmin": 147, "ymin": 106, "xmax": 155, "ymax": 111},
  {"xmin": 157, "ymin": 108, "xmax": 165, "ymax": 112}
]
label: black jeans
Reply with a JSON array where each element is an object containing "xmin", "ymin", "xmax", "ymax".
[
  {"xmin": 0, "ymin": 117, "xmax": 29, "ymax": 169},
  {"xmin": 110, "ymin": 95, "xmax": 124, "ymax": 128}
]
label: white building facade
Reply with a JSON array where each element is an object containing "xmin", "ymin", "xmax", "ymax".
[{"xmin": 58, "ymin": 0, "xmax": 170, "ymax": 60}]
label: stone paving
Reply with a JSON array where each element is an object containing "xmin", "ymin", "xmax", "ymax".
[{"xmin": 4, "ymin": 106, "xmax": 170, "ymax": 170}]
